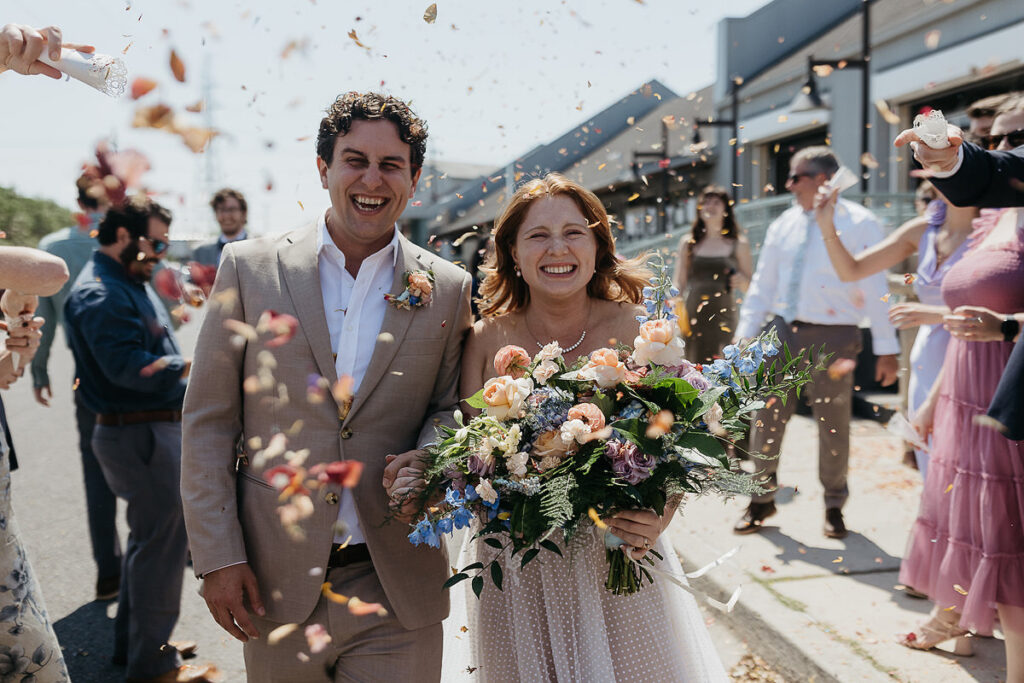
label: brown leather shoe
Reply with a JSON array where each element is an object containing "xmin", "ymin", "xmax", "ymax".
[
  {"xmin": 733, "ymin": 501, "xmax": 777, "ymax": 534},
  {"xmin": 824, "ymin": 507, "xmax": 848, "ymax": 539},
  {"xmin": 126, "ymin": 663, "xmax": 220, "ymax": 683}
]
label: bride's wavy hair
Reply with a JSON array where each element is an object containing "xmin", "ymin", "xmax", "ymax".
[{"xmin": 477, "ymin": 173, "xmax": 651, "ymax": 317}]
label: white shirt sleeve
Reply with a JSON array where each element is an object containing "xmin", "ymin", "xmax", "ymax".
[
  {"xmin": 736, "ymin": 218, "xmax": 783, "ymax": 340},
  {"xmin": 922, "ymin": 144, "xmax": 964, "ymax": 179}
]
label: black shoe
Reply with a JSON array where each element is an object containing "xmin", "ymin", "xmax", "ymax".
[
  {"xmin": 824, "ymin": 507, "xmax": 848, "ymax": 539},
  {"xmin": 96, "ymin": 575, "xmax": 120, "ymax": 602},
  {"xmin": 733, "ymin": 501, "xmax": 777, "ymax": 535}
]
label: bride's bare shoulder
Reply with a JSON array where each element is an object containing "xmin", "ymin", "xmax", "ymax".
[
  {"xmin": 593, "ymin": 298, "xmax": 645, "ymax": 340},
  {"xmin": 469, "ymin": 313, "xmax": 520, "ymax": 346}
]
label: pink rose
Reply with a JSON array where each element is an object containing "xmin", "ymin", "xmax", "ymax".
[
  {"xmin": 639, "ymin": 319, "xmax": 674, "ymax": 344},
  {"xmin": 407, "ymin": 272, "xmax": 432, "ymax": 299},
  {"xmin": 568, "ymin": 402, "xmax": 606, "ymax": 432},
  {"xmin": 493, "ymin": 345, "xmax": 531, "ymax": 379}
]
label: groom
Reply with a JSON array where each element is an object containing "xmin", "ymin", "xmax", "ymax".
[{"xmin": 181, "ymin": 92, "xmax": 472, "ymax": 682}]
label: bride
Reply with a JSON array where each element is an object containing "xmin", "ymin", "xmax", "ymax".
[{"xmin": 392, "ymin": 174, "xmax": 727, "ymax": 682}]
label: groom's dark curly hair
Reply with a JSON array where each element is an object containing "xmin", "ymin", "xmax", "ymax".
[{"xmin": 316, "ymin": 92, "xmax": 428, "ymax": 174}]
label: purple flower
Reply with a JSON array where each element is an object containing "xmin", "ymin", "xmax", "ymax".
[
  {"xmin": 605, "ymin": 439, "xmax": 656, "ymax": 485},
  {"xmin": 467, "ymin": 454, "xmax": 494, "ymax": 477},
  {"xmin": 682, "ymin": 370, "xmax": 713, "ymax": 392}
]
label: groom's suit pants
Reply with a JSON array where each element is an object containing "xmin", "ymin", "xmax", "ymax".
[
  {"xmin": 749, "ymin": 317, "xmax": 862, "ymax": 510},
  {"xmin": 244, "ymin": 559, "xmax": 442, "ymax": 683}
]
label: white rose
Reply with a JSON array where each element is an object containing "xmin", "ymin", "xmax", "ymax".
[
  {"xmin": 630, "ymin": 334, "xmax": 686, "ymax": 367},
  {"xmin": 560, "ymin": 418, "xmax": 590, "ymax": 445},
  {"xmin": 537, "ymin": 342, "xmax": 563, "ymax": 362},
  {"xmin": 532, "ymin": 359, "xmax": 559, "ymax": 384},
  {"xmin": 501, "ymin": 425, "xmax": 523, "ymax": 455},
  {"xmin": 580, "ymin": 363, "xmax": 627, "ymax": 389},
  {"xmin": 507, "ymin": 451, "xmax": 529, "ymax": 478},
  {"xmin": 476, "ymin": 478, "xmax": 498, "ymax": 504},
  {"xmin": 705, "ymin": 402, "xmax": 727, "ymax": 436}
]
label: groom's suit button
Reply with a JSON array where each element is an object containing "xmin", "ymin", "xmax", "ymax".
[
  {"xmin": 325, "ymin": 492, "xmax": 340, "ymax": 505},
  {"xmin": 340, "ymin": 427, "xmax": 353, "ymax": 439}
]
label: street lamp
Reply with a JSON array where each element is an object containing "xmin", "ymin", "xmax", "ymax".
[
  {"xmin": 789, "ymin": 0, "xmax": 873, "ymax": 192},
  {"xmin": 693, "ymin": 79, "xmax": 742, "ymax": 196},
  {"xmin": 631, "ymin": 117, "xmax": 672, "ymax": 234}
]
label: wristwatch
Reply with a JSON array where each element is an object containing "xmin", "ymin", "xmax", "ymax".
[{"xmin": 1001, "ymin": 316, "xmax": 1020, "ymax": 342}]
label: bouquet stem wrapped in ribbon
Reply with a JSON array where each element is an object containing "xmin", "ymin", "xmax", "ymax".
[{"xmin": 403, "ymin": 258, "xmax": 824, "ymax": 596}]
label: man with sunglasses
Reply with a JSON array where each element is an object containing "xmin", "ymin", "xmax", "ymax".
[
  {"xmin": 734, "ymin": 146, "xmax": 900, "ymax": 539},
  {"xmin": 64, "ymin": 199, "xmax": 212, "ymax": 683}
]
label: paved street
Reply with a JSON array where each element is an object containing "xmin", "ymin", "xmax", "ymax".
[{"xmin": 3, "ymin": 317, "xmax": 1006, "ymax": 682}]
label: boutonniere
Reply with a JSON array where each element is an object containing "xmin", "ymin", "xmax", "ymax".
[{"xmin": 384, "ymin": 270, "xmax": 434, "ymax": 310}]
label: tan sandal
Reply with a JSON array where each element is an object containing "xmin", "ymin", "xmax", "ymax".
[{"xmin": 899, "ymin": 610, "xmax": 973, "ymax": 656}]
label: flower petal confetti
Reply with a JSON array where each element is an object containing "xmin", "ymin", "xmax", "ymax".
[
  {"xmin": 423, "ymin": 3, "xmax": 438, "ymax": 24},
  {"xmin": 170, "ymin": 49, "xmax": 186, "ymax": 82},
  {"xmin": 130, "ymin": 77, "xmax": 157, "ymax": 100}
]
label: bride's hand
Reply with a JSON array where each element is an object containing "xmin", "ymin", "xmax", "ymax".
[{"xmin": 606, "ymin": 509, "xmax": 664, "ymax": 561}]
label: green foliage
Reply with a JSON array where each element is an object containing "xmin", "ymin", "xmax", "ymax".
[{"xmin": 0, "ymin": 187, "xmax": 74, "ymax": 247}]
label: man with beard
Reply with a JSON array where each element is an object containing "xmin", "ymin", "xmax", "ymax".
[
  {"xmin": 191, "ymin": 188, "xmax": 249, "ymax": 268},
  {"xmin": 64, "ymin": 198, "xmax": 212, "ymax": 683}
]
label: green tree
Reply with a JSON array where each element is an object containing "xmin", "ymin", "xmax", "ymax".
[{"xmin": 0, "ymin": 186, "xmax": 75, "ymax": 248}]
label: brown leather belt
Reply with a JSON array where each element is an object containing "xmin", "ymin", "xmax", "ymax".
[
  {"xmin": 327, "ymin": 543, "xmax": 371, "ymax": 568},
  {"xmin": 95, "ymin": 410, "xmax": 183, "ymax": 426}
]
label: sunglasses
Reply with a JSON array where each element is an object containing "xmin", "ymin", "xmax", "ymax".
[
  {"xmin": 983, "ymin": 129, "xmax": 1024, "ymax": 150},
  {"xmin": 138, "ymin": 235, "xmax": 170, "ymax": 255},
  {"xmin": 787, "ymin": 172, "xmax": 813, "ymax": 183}
]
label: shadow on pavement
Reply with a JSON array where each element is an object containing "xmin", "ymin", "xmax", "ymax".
[{"xmin": 53, "ymin": 601, "xmax": 123, "ymax": 683}]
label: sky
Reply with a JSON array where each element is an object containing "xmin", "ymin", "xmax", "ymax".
[{"xmin": 2, "ymin": 0, "xmax": 770, "ymax": 238}]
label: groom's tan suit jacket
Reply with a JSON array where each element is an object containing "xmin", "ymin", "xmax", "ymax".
[{"xmin": 181, "ymin": 224, "xmax": 472, "ymax": 630}]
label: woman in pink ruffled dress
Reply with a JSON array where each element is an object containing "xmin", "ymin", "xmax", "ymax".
[{"xmin": 897, "ymin": 204, "xmax": 1024, "ymax": 676}]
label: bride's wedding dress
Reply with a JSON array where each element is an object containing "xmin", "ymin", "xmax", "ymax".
[{"xmin": 441, "ymin": 525, "xmax": 728, "ymax": 682}]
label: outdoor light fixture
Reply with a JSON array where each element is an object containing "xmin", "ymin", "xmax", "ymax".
[{"xmin": 790, "ymin": 65, "xmax": 829, "ymax": 113}]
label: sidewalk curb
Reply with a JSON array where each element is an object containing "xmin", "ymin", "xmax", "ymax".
[{"xmin": 673, "ymin": 536, "xmax": 895, "ymax": 683}]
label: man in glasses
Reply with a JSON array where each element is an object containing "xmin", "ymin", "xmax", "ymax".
[
  {"xmin": 966, "ymin": 93, "xmax": 1011, "ymax": 144},
  {"xmin": 192, "ymin": 188, "xmax": 249, "ymax": 268},
  {"xmin": 64, "ymin": 198, "xmax": 212, "ymax": 683},
  {"xmin": 734, "ymin": 146, "xmax": 900, "ymax": 539}
]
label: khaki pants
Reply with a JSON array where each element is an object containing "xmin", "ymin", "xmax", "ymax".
[
  {"xmin": 243, "ymin": 560, "xmax": 442, "ymax": 683},
  {"xmin": 749, "ymin": 317, "xmax": 863, "ymax": 510}
]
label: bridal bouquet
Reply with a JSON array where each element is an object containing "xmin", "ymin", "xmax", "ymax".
[{"xmin": 405, "ymin": 263, "xmax": 820, "ymax": 596}]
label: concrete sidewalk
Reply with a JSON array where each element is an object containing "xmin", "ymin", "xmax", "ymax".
[{"xmin": 665, "ymin": 414, "xmax": 1008, "ymax": 683}]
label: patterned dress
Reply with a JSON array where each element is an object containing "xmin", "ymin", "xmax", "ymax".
[{"xmin": 0, "ymin": 440, "xmax": 69, "ymax": 682}]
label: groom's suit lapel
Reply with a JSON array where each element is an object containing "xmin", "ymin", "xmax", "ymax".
[
  {"xmin": 279, "ymin": 225, "xmax": 339, "ymax": 391},
  {"xmin": 344, "ymin": 233, "xmax": 422, "ymax": 425}
]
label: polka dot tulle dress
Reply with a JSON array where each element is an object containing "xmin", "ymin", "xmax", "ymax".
[{"xmin": 442, "ymin": 526, "xmax": 728, "ymax": 682}]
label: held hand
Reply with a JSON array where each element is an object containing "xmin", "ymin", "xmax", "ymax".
[
  {"xmin": 893, "ymin": 124, "xmax": 964, "ymax": 175},
  {"xmin": 201, "ymin": 563, "xmax": 265, "ymax": 642},
  {"xmin": 888, "ymin": 302, "xmax": 948, "ymax": 329},
  {"xmin": 875, "ymin": 354, "xmax": 900, "ymax": 387},
  {"xmin": 0, "ymin": 290, "xmax": 38, "ymax": 319},
  {"xmin": 33, "ymin": 385, "xmax": 52, "ymax": 407},
  {"xmin": 0, "ymin": 24, "xmax": 94, "ymax": 78},
  {"xmin": 0, "ymin": 350, "xmax": 21, "ymax": 390},
  {"xmin": 944, "ymin": 306, "xmax": 1004, "ymax": 341},
  {"xmin": 382, "ymin": 450, "xmax": 427, "ymax": 491},
  {"xmin": 606, "ymin": 509, "xmax": 664, "ymax": 561},
  {"xmin": 2, "ymin": 317, "xmax": 44, "ymax": 359}
]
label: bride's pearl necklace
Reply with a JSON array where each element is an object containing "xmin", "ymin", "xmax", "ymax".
[{"xmin": 537, "ymin": 329, "xmax": 586, "ymax": 353}]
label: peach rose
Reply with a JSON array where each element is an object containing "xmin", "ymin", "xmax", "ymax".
[
  {"xmin": 639, "ymin": 319, "xmax": 675, "ymax": 344},
  {"xmin": 568, "ymin": 402, "xmax": 606, "ymax": 432},
  {"xmin": 482, "ymin": 376, "xmax": 533, "ymax": 420},
  {"xmin": 581, "ymin": 348, "xmax": 627, "ymax": 388},
  {"xmin": 532, "ymin": 359, "xmax": 559, "ymax": 384},
  {"xmin": 407, "ymin": 272, "xmax": 433, "ymax": 298},
  {"xmin": 531, "ymin": 429, "xmax": 574, "ymax": 471},
  {"xmin": 493, "ymin": 345, "xmax": 531, "ymax": 379}
]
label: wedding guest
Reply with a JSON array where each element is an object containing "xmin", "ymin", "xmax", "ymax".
[
  {"xmin": 0, "ymin": 245, "xmax": 69, "ymax": 683},
  {"xmin": 966, "ymin": 92, "xmax": 1012, "ymax": 143},
  {"xmin": 732, "ymin": 146, "xmax": 900, "ymax": 538},
  {"xmin": 674, "ymin": 185, "xmax": 753, "ymax": 363},
  {"xmin": 191, "ymin": 188, "xmax": 249, "ymax": 268},
  {"xmin": 31, "ymin": 173, "xmax": 122, "ymax": 602},
  {"xmin": 913, "ymin": 181, "xmax": 937, "ymax": 216},
  {"xmin": 892, "ymin": 100, "xmax": 1024, "ymax": 681},
  {"xmin": 813, "ymin": 190, "xmax": 978, "ymax": 477}
]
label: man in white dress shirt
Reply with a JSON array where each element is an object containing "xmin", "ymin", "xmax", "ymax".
[
  {"xmin": 181, "ymin": 92, "xmax": 472, "ymax": 682},
  {"xmin": 733, "ymin": 146, "xmax": 899, "ymax": 539}
]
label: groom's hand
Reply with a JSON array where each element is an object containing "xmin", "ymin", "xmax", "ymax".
[
  {"xmin": 202, "ymin": 563, "xmax": 265, "ymax": 642},
  {"xmin": 384, "ymin": 450, "xmax": 428, "ymax": 523}
]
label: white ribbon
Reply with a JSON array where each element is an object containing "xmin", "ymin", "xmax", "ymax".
[{"xmin": 633, "ymin": 545, "xmax": 743, "ymax": 612}]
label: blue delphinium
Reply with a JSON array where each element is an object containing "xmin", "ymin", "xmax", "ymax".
[
  {"xmin": 617, "ymin": 400, "xmax": 645, "ymax": 420},
  {"xmin": 636, "ymin": 255, "xmax": 679, "ymax": 324},
  {"xmin": 408, "ymin": 515, "xmax": 440, "ymax": 548}
]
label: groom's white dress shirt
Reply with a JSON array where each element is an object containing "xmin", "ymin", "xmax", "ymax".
[{"xmin": 317, "ymin": 210, "xmax": 400, "ymax": 546}]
